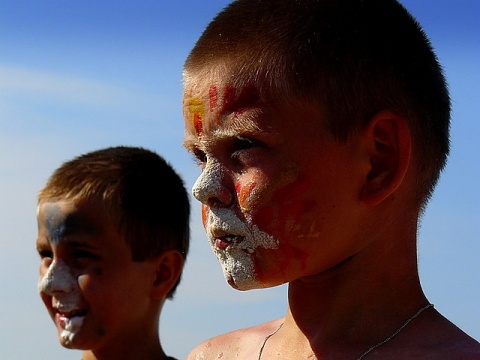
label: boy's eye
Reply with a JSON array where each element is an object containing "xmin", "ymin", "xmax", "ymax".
[
  {"xmin": 232, "ymin": 137, "xmax": 261, "ymax": 159},
  {"xmin": 233, "ymin": 137, "xmax": 258, "ymax": 151},
  {"xmin": 38, "ymin": 249, "xmax": 53, "ymax": 260},
  {"xmin": 72, "ymin": 249, "xmax": 97, "ymax": 260},
  {"xmin": 192, "ymin": 148, "xmax": 207, "ymax": 166}
]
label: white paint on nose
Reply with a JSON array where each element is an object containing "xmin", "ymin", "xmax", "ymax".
[
  {"xmin": 192, "ymin": 161, "xmax": 233, "ymax": 207},
  {"xmin": 38, "ymin": 260, "xmax": 77, "ymax": 295}
]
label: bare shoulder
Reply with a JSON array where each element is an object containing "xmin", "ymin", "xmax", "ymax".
[
  {"xmin": 429, "ymin": 315, "xmax": 480, "ymax": 359},
  {"xmin": 187, "ymin": 318, "xmax": 285, "ymax": 360},
  {"xmin": 396, "ymin": 310, "xmax": 480, "ymax": 359}
]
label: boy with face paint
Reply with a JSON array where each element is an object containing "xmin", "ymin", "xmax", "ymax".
[
  {"xmin": 36, "ymin": 146, "xmax": 189, "ymax": 360},
  {"xmin": 183, "ymin": 0, "xmax": 480, "ymax": 359}
]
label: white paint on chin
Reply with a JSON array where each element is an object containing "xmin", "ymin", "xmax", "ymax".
[
  {"xmin": 217, "ymin": 246, "xmax": 261, "ymax": 290},
  {"xmin": 61, "ymin": 316, "xmax": 85, "ymax": 347},
  {"xmin": 38, "ymin": 260, "xmax": 85, "ymax": 347},
  {"xmin": 206, "ymin": 208, "xmax": 279, "ymax": 290}
]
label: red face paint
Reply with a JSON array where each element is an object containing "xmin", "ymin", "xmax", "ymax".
[
  {"xmin": 201, "ymin": 205, "xmax": 208, "ymax": 228},
  {"xmin": 234, "ymin": 83, "xmax": 260, "ymax": 115},
  {"xmin": 193, "ymin": 112, "xmax": 203, "ymax": 136},
  {"xmin": 236, "ymin": 180, "xmax": 256, "ymax": 210},
  {"xmin": 253, "ymin": 176, "xmax": 313, "ymax": 238},
  {"xmin": 209, "ymin": 86, "xmax": 218, "ymax": 112},
  {"xmin": 223, "ymin": 86, "xmax": 236, "ymax": 110},
  {"xmin": 222, "ymin": 84, "xmax": 260, "ymax": 114},
  {"xmin": 186, "ymin": 97, "xmax": 205, "ymax": 136}
]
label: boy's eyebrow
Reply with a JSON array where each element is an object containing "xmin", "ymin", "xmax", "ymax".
[
  {"xmin": 64, "ymin": 214, "xmax": 99, "ymax": 234},
  {"xmin": 63, "ymin": 238, "xmax": 98, "ymax": 249},
  {"xmin": 183, "ymin": 136, "xmax": 198, "ymax": 152},
  {"xmin": 214, "ymin": 115, "xmax": 264, "ymax": 137},
  {"xmin": 183, "ymin": 114, "xmax": 275, "ymax": 151},
  {"xmin": 47, "ymin": 213, "xmax": 102, "ymax": 242}
]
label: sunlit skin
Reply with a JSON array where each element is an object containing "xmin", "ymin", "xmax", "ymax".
[
  {"xmin": 36, "ymin": 200, "xmax": 166, "ymax": 360},
  {"xmin": 184, "ymin": 67, "xmax": 480, "ymax": 360},
  {"xmin": 183, "ymin": 71, "xmax": 371, "ymax": 290}
]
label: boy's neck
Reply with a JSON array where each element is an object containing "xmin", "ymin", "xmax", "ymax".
[
  {"xmin": 284, "ymin": 231, "xmax": 427, "ymax": 355},
  {"xmin": 82, "ymin": 347, "xmax": 167, "ymax": 360},
  {"xmin": 81, "ymin": 330, "xmax": 167, "ymax": 360}
]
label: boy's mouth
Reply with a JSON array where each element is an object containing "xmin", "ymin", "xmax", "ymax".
[
  {"xmin": 56, "ymin": 309, "xmax": 87, "ymax": 326},
  {"xmin": 215, "ymin": 235, "xmax": 244, "ymax": 249}
]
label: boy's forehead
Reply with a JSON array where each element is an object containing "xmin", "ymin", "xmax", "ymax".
[{"xmin": 38, "ymin": 200, "xmax": 105, "ymax": 239}]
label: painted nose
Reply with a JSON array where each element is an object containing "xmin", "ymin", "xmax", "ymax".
[
  {"xmin": 192, "ymin": 161, "xmax": 234, "ymax": 208},
  {"xmin": 38, "ymin": 260, "xmax": 77, "ymax": 295}
]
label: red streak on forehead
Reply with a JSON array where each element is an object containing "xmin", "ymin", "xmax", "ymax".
[
  {"xmin": 235, "ymin": 83, "xmax": 260, "ymax": 114},
  {"xmin": 194, "ymin": 112, "xmax": 203, "ymax": 136},
  {"xmin": 223, "ymin": 86, "xmax": 236, "ymax": 110},
  {"xmin": 209, "ymin": 86, "xmax": 218, "ymax": 112},
  {"xmin": 222, "ymin": 84, "xmax": 261, "ymax": 114}
]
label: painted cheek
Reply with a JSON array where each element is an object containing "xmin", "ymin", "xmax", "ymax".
[
  {"xmin": 236, "ymin": 179, "xmax": 257, "ymax": 211},
  {"xmin": 201, "ymin": 205, "xmax": 209, "ymax": 228},
  {"xmin": 251, "ymin": 228, "xmax": 310, "ymax": 286},
  {"xmin": 277, "ymin": 242, "xmax": 309, "ymax": 272},
  {"xmin": 236, "ymin": 170, "xmax": 272, "ymax": 212},
  {"xmin": 254, "ymin": 176, "xmax": 314, "ymax": 237}
]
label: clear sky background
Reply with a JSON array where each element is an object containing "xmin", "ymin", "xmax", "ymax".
[{"xmin": 0, "ymin": 1, "xmax": 478, "ymax": 359}]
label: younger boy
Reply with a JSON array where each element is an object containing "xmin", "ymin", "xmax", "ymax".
[
  {"xmin": 36, "ymin": 146, "xmax": 189, "ymax": 360},
  {"xmin": 182, "ymin": 0, "xmax": 480, "ymax": 359}
]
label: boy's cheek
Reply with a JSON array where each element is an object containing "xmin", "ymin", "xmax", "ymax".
[
  {"xmin": 250, "ymin": 178, "xmax": 316, "ymax": 237},
  {"xmin": 236, "ymin": 171, "xmax": 278, "ymax": 212},
  {"xmin": 201, "ymin": 205, "xmax": 209, "ymax": 228},
  {"xmin": 236, "ymin": 177, "xmax": 257, "ymax": 211}
]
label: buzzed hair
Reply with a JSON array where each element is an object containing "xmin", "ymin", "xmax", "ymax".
[
  {"xmin": 185, "ymin": 0, "xmax": 450, "ymax": 207},
  {"xmin": 38, "ymin": 146, "xmax": 190, "ymax": 298}
]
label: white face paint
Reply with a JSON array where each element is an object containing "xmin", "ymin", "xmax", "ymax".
[
  {"xmin": 205, "ymin": 207, "xmax": 279, "ymax": 290},
  {"xmin": 38, "ymin": 260, "xmax": 85, "ymax": 347},
  {"xmin": 60, "ymin": 316, "xmax": 84, "ymax": 346}
]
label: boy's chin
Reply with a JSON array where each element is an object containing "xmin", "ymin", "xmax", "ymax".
[
  {"xmin": 225, "ymin": 273, "xmax": 269, "ymax": 291},
  {"xmin": 59, "ymin": 336, "xmax": 89, "ymax": 351},
  {"xmin": 59, "ymin": 336, "xmax": 80, "ymax": 349}
]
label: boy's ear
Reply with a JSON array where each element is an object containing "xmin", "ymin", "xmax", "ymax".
[
  {"xmin": 149, "ymin": 250, "xmax": 184, "ymax": 300},
  {"xmin": 360, "ymin": 111, "xmax": 412, "ymax": 206}
]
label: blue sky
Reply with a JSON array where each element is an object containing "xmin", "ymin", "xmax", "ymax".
[{"xmin": 0, "ymin": 1, "xmax": 478, "ymax": 359}]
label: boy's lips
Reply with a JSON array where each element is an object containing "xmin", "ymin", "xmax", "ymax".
[
  {"xmin": 214, "ymin": 235, "xmax": 244, "ymax": 250},
  {"xmin": 55, "ymin": 309, "xmax": 87, "ymax": 325}
]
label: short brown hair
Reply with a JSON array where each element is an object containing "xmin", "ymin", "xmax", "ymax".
[
  {"xmin": 185, "ymin": 0, "xmax": 450, "ymax": 207},
  {"xmin": 39, "ymin": 146, "xmax": 190, "ymax": 298}
]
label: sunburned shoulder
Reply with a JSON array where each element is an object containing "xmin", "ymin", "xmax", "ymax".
[{"xmin": 187, "ymin": 318, "xmax": 285, "ymax": 360}]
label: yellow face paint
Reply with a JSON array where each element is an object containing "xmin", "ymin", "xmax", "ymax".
[{"xmin": 186, "ymin": 97, "xmax": 205, "ymax": 136}]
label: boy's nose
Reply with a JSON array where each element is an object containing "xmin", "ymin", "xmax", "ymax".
[
  {"xmin": 38, "ymin": 260, "xmax": 76, "ymax": 296},
  {"xmin": 192, "ymin": 161, "xmax": 234, "ymax": 208}
]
